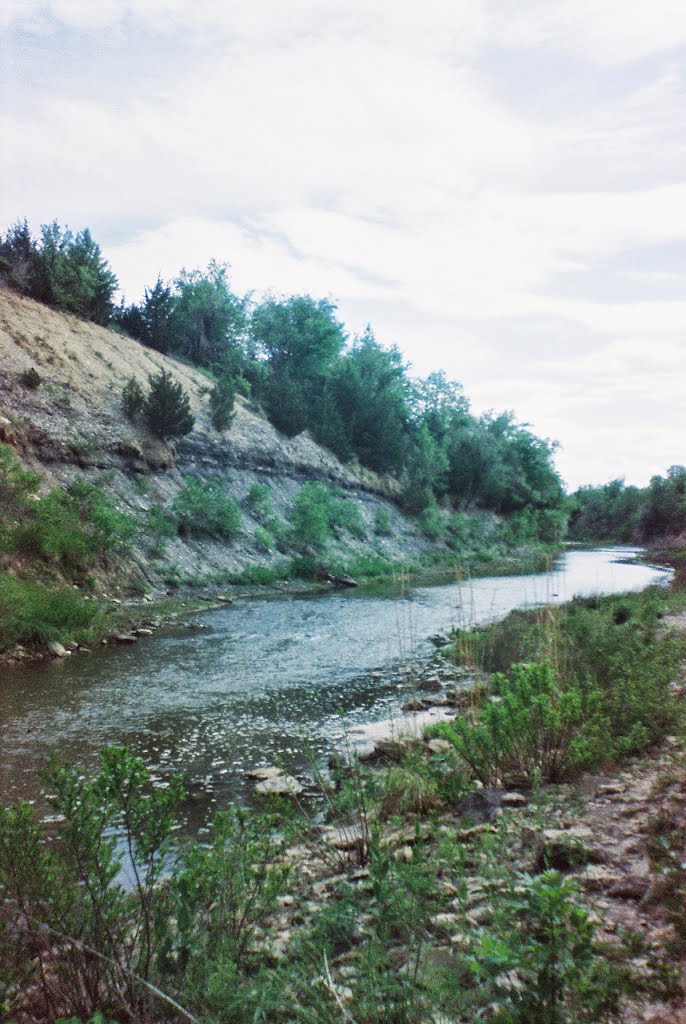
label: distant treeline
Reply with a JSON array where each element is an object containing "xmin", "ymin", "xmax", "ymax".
[
  {"xmin": 0, "ymin": 219, "xmax": 565, "ymax": 532},
  {"xmin": 569, "ymin": 468, "xmax": 686, "ymax": 543}
]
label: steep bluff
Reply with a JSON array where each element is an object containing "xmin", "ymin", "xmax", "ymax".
[{"xmin": 0, "ymin": 288, "xmax": 433, "ymax": 592}]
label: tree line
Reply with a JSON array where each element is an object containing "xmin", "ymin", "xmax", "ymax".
[
  {"xmin": 569, "ymin": 467, "xmax": 686, "ymax": 544},
  {"xmin": 0, "ymin": 219, "xmax": 565, "ymax": 527}
]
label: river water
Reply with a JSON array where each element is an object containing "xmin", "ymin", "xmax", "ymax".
[{"xmin": 0, "ymin": 547, "xmax": 671, "ymax": 827}]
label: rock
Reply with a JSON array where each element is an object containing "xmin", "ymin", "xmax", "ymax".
[
  {"xmin": 574, "ymin": 865, "xmax": 623, "ymax": 893},
  {"xmin": 47, "ymin": 641, "xmax": 70, "ymax": 657},
  {"xmin": 456, "ymin": 824, "xmax": 497, "ymax": 841},
  {"xmin": 358, "ymin": 738, "xmax": 415, "ymax": 764},
  {"xmin": 418, "ymin": 675, "xmax": 442, "ymax": 692},
  {"xmin": 455, "ymin": 788, "xmax": 502, "ymax": 824},
  {"xmin": 321, "ymin": 826, "xmax": 368, "ymax": 853},
  {"xmin": 430, "ymin": 912, "xmax": 462, "ymax": 934},
  {"xmin": 133, "ymin": 627, "xmax": 154, "ymax": 637},
  {"xmin": 393, "ymin": 845, "xmax": 414, "ymax": 863},
  {"xmin": 500, "ymin": 792, "xmax": 528, "ymax": 808},
  {"xmin": 402, "ymin": 699, "xmax": 431, "ymax": 712},
  {"xmin": 245, "ymin": 766, "xmax": 283, "ymax": 780},
  {"xmin": 426, "ymin": 738, "xmax": 453, "ymax": 756},
  {"xmin": 255, "ymin": 775, "xmax": 303, "ymax": 797},
  {"xmin": 109, "ymin": 633, "xmax": 137, "ymax": 644},
  {"xmin": 537, "ymin": 827, "xmax": 603, "ymax": 870},
  {"xmin": 607, "ymin": 875, "xmax": 652, "ymax": 901},
  {"xmin": 215, "ymin": 595, "xmax": 234, "ymax": 604},
  {"xmin": 596, "ymin": 782, "xmax": 625, "ymax": 797}
]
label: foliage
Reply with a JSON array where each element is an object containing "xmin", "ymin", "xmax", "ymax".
[
  {"xmin": 172, "ymin": 476, "xmax": 241, "ymax": 540},
  {"xmin": 143, "ymin": 369, "xmax": 194, "ymax": 440},
  {"xmin": 115, "ymin": 276, "xmax": 175, "ymax": 354},
  {"xmin": 568, "ymin": 465, "xmax": 686, "ymax": 544},
  {"xmin": 445, "ymin": 591, "xmax": 686, "ymax": 768},
  {"xmin": 254, "ymin": 525, "xmax": 275, "ymax": 552},
  {"xmin": 20, "ymin": 366, "xmax": 42, "ymax": 389},
  {"xmin": 209, "ymin": 376, "xmax": 236, "ymax": 431},
  {"xmin": 373, "ymin": 506, "xmax": 393, "ymax": 536},
  {"xmin": 0, "ymin": 571, "xmax": 98, "ymax": 650},
  {"xmin": 121, "ymin": 376, "xmax": 145, "ymax": 421},
  {"xmin": 433, "ymin": 661, "xmax": 606, "ymax": 786},
  {"xmin": 0, "ymin": 748, "xmax": 184, "ymax": 1021},
  {"xmin": 1, "ymin": 220, "xmax": 118, "ymax": 324},
  {"xmin": 244, "ymin": 482, "xmax": 272, "ymax": 520}
]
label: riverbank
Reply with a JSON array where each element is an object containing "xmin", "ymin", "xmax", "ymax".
[
  {"xmin": 0, "ymin": 538, "xmax": 561, "ymax": 667},
  {"xmin": 2, "ymin": 581, "xmax": 686, "ymax": 1023}
]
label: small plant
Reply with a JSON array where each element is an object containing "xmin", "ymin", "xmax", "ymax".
[
  {"xmin": 373, "ymin": 506, "xmax": 393, "ymax": 536},
  {"xmin": 290, "ymin": 481, "xmax": 332, "ymax": 550},
  {"xmin": 244, "ymin": 482, "xmax": 272, "ymax": 521},
  {"xmin": 143, "ymin": 369, "xmax": 194, "ymax": 441},
  {"xmin": 122, "ymin": 376, "xmax": 145, "ymax": 421},
  {"xmin": 19, "ymin": 366, "xmax": 41, "ymax": 389},
  {"xmin": 172, "ymin": 476, "xmax": 241, "ymax": 541},
  {"xmin": 432, "ymin": 661, "xmax": 607, "ymax": 786},
  {"xmin": 208, "ymin": 377, "xmax": 236, "ymax": 431},
  {"xmin": 254, "ymin": 525, "xmax": 275, "ymax": 552}
]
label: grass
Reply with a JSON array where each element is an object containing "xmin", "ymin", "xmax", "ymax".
[{"xmin": 0, "ymin": 571, "xmax": 99, "ymax": 649}]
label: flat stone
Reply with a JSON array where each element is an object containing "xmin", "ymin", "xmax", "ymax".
[
  {"xmin": 255, "ymin": 775, "xmax": 303, "ymax": 797},
  {"xmin": 245, "ymin": 766, "xmax": 283, "ymax": 780},
  {"xmin": 109, "ymin": 633, "xmax": 137, "ymax": 644},
  {"xmin": 607, "ymin": 875, "xmax": 652, "ymax": 901},
  {"xmin": 47, "ymin": 641, "xmax": 70, "ymax": 657},
  {"xmin": 321, "ymin": 826, "xmax": 368, "ymax": 852},
  {"xmin": 500, "ymin": 792, "xmax": 528, "ymax": 808},
  {"xmin": 426, "ymin": 738, "xmax": 452, "ymax": 756},
  {"xmin": 133, "ymin": 627, "xmax": 154, "ymax": 637}
]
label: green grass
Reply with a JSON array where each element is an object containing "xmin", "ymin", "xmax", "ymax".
[{"xmin": 0, "ymin": 571, "xmax": 99, "ymax": 651}]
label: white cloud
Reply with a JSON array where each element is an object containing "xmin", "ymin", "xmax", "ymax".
[{"xmin": 2, "ymin": 0, "xmax": 686, "ymax": 489}]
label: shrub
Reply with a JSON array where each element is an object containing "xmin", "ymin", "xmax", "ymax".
[
  {"xmin": 0, "ymin": 572, "xmax": 98, "ymax": 650},
  {"xmin": 19, "ymin": 366, "xmax": 41, "ymax": 389},
  {"xmin": 172, "ymin": 476, "xmax": 241, "ymax": 540},
  {"xmin": 419, "ymin": 501, "xmax": 446, "ymax": 539},
  {"xmin": 244, "ymin": 482, "xmax": 272, "ymax": 520},
  {"xmin": 147, "ymin": 505, "xmax": 178, "ymax": 539},
  {"xmin": 143, "ymin": 369, "xmax": 194, "ymax": 440},
  {"xmin": 254, "ymin": 525, "xmax": 275, "ymax": 552},
  {"xmin": 432, "ymin": 661, "xmax": 607, "ymax": 786},
  {"xmin": 290, "ymin": 481, "xmax": 332, "ymax": 550},
  {"xmin": 329, "ymin": 493, "xmax": 366, "ymax": 539},
  {"xmin": 209, "ymin": 377, "xmax": 236, "ymax": 431},
  {"xmin": 121, "ymin": 376, "xmax": 145, "ymax": 421},
  {"xmin": 373, "ymin": 506, "xmax": 393, "ymax": 536}
]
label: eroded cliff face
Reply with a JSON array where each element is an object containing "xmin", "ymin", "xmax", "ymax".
[{"xmin": 0, "ymin": 288, "xmax": 429, "ymax": 592}]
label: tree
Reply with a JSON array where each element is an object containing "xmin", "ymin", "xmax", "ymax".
[
  {"xmin": 209, "ymin": 377, "xmax": 236, "ymax": 432},
  {"xmin": 251, "ymin": 295, "xmax": 346, "ymax": 437},
  {"xmin": 33, "ymin": 222, "xmax": 118, "ymax": 324},
  {"xmin": 144, "ymin": 370, "xmax": 194, "ymax": 440},
  {"xmin": 0, "ymin": 220, "xmax": 39, "ymax": 294},
  {"xmin": 172, "ymin": 262, "xmax": 247, "ymax": 367}
]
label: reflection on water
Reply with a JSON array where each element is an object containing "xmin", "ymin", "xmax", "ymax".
[{"xmin": 0, "ymin": 547, "xmax": 671, "ymax": 827}]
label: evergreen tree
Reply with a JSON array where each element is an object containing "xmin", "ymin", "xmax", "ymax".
[{"xmin": 144, "ymin": 370, "xmax": 194, "ymax": 440}]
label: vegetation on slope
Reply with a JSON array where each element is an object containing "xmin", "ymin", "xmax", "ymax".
[
  {"xmin": 568, "ymin": 466, "xmax": 686, "ymax": 544},
  {"xmin": 1, "ymin": 218, "xmax": 566, "ymax": 533}
]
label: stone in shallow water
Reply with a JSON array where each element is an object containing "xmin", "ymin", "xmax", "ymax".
[
  {"xmin": 245, "ymin": 766, "xmax": 283, "ymax": 780},
  {"xmin": 255, "ymin": 775, "xmax": 303, "ymax": 796}
]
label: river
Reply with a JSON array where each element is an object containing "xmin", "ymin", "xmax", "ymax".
[{"xmin": 0, "ymin": 547, "xmax": 671, "ymax": 827}]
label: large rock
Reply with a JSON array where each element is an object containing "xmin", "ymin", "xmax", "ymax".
[
  {"xmin": 255, "ymin": 775, "xmax": 303, "ymax": 797},
  {"xmin": 245, "ymin": 766, "xmax": 283, "ymax": 781},
  {"xmin": 47, "ymin": 641, "xmax": 70, "ymax": 657}
]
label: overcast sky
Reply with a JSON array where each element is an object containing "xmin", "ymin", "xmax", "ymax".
[{"xmin": 2, "ymin": 1, "xmax": 685, "ymax": 490}]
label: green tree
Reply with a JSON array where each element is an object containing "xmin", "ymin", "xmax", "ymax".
[
  {"xmin": 144, "ymin": 370, "xmax": 194, "ymax": 440},
  {"xmin": 251, "ymin": 295, "xmax": 346, "ymax": 436},
  {"xmin": 209, "ymin": 377, "xmax": 236, "ymax": 431},
  {"xmin": 172, "ymin": 261, "xmax": 247, "ymax": 367},
  {"xmin": 33, "ymin": 222, "xmax": 118, "ymax": 324}
]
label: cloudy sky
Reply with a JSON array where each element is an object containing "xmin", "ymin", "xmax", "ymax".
[{"xmin": 2, "ymin": 1, "xmax": 685, "ymax": 489}]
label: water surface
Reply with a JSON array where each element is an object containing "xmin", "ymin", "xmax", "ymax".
[{"xmin": 0, "ymin": 547, "xmax": 670, "ymax": 825}]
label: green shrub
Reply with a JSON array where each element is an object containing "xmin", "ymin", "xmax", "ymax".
[
  {"xmin": 172, "ymin": 476, "xmax": 241, "ymax": 540},
  {"xmin": 432, "ymin": 661, "xmax": 607, "ymax": 786},
  {"xmin": 147, "ymin": 505, "xmax": 178, "ymax": 539},
  {"xmin": 419, "ymin": 501, "xmax": 446, "ymax": 539},
  {"xmin": 0, "ymin": 443, "xmax": 40, "ymax": 515},
  {"xmin": 143, "ymin": 369, "xmax": 194, "ymax": 440},
  {"xmin": 209, "ymin": 377, "xmax": 236, "ymax": 431},
  {"xmin": 290, "ymin": 481, "xmax": 332, "ymax": 550},
  {"xmin": 254, "ymin": 525, "xmax": 275, "ymax": 552},
  {"xmin": 373, "ymin": 506, "xmax": 393, "ymax": 536},
  {"xmin": 244, "ymin": 482, "xmax": 272, "ymax": 520},
  {"xmin": 330, "ymin": 493, "xmax": 366, "ymax": 539},
  {"xmin": 121, "ymin": 376, "xmax": 145, "ymax": 421},
  {"xmin": 0, "ymin": 572, "xmax": 98, "ymax": 650}
]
